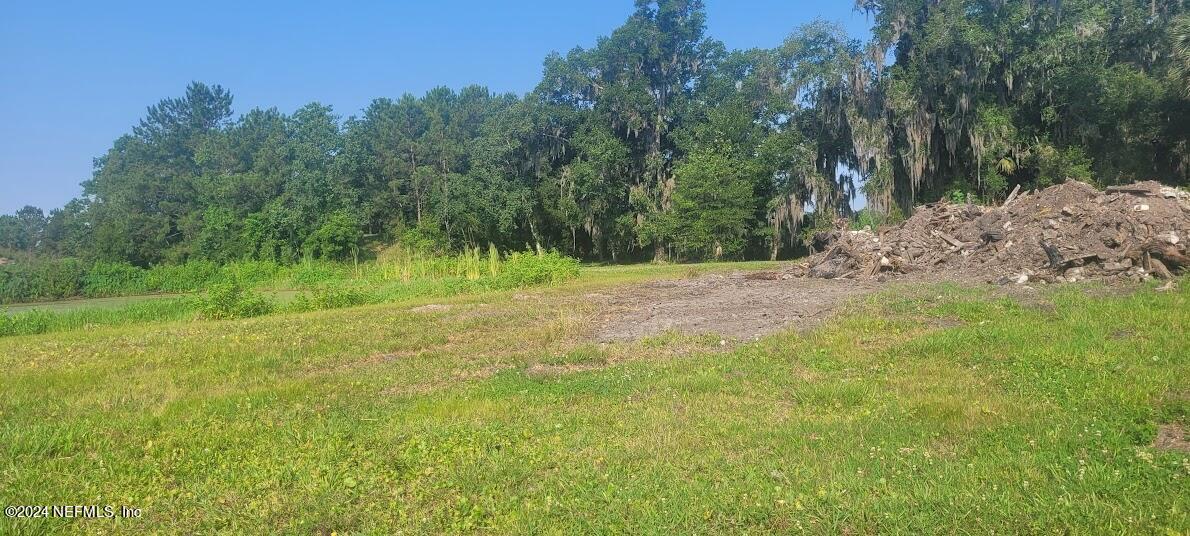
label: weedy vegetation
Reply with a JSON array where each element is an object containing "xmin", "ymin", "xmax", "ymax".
[
  {"xmin": 0, "ymin": 264, "xmax": 1185, "ymax": 534},
  {"xmin": 0, "ymin": 249, "xmax": 582, "ymax": 337}
]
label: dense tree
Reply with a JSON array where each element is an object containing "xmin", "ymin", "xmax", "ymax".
[
  {"xmin": 856, "ymin": 0, "xmax": 1188, "ymax": 210},
  {"xmin": 539, "ymin": 0, "xmax": 715, "ymax": 260},
  {"xmin": 662, "ymin": 147, "xmax": 756, "ymax": 259},
  {"xmin": 5, "ymin": 0, "xmax": 1187, "ymax": 265},
  {"xmin": 0, "ymin": 206, "xmax": 47, "ymax": 252}
]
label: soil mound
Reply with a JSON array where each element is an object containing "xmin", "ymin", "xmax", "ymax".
[{"xmin": 794, "ymin": 181, "xmax": 1190, "ymax": 284}]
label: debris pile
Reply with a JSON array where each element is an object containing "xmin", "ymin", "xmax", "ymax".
[{"xmin": 794, "ymin": 181, "xmax": 1190, "ymax": 284}]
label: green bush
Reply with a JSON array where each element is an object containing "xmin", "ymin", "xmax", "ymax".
[
  {"xmin": 0, "ymin": 258, "xmax": 85, "ymax": 303},
  {"xmin": 0, "ymin": 298, "xmax": 196, "ymax": 338},
  {"xmin": 0, "ymin": 309, "xmax": 53, "ymax": 337},
  {"xmin": 219, "ymin": 260, "xmax": 282, "ymax": 287},
  {"xmin": 289, "ymin": 261, "xmax": 350, "ymax": 288},
  {"xmin": 39, "ymin": 258, "xmax": 85, "ymax": 299},
  {"xmin": 302, "ymin": 210, "xmax": 363, "ymax": 261},
  {"xmin": 197, "ymin": 281, "xmax": 274, "ymax": 320},
  {"xmin": 290, "ymin": 285, "xmax": 376, "ymax": 312},
  {"xmin": 394, "ymin": 219, "xmax": 450, "ymax": 255},
  {"xmin": 497, "ymin": 251, "xmax": 580, "ymax": 288},
  {"xmin": 82, "ymin": 261, "xmax": 147, "ymax": 297},
  {"xmin": 145, "ymin": 261, "xmax": 221, "ymax": 293}
]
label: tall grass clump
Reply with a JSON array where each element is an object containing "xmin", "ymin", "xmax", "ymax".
[
  {"xmin": 197, "ymin": 281, "xmax": 275, "ymax": 320},
  {"xmin": 219, "ymin": 260, "xmax": 284, "ymax": 287},
  {"xmin": 455, "ymin": 246, "xmax": 485, "ymax": 280},
  {"xmin": 373, "ymin": 244, "xmax": 503, "ymax": 282},
  {"xmin": 0, "ymin": 258, "xmax": 86, "ymax": 303},
  {"xmin": 288, "ymin": 285, "xmax": 378, "ymax": 312},
  {"xmin": 144, "ymin": 260, "xmax": 221, "ymax": 292},
  {"xmin": 0, "ymin": 298, "xmax": 196, "ymax": 337},
  {"xmin": 288, "ymin": 260, "xmax": 351, "ymax": 288},
  {"xmin": 0, "ymin": 247, "xmax": 582, "ymax": 337},
  {"xmin": 498, "ymin": 251, "xmax": 580, "ymax": 288},
  {"xmin": 488, "ymin": 243, "xmax": 500, "ymax": 277},
  {"xmin": 81, "ymin": 261, "xmax": 148, "ymax": 297}
]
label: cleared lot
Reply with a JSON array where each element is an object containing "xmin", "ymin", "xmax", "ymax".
[{"xmin": 1, "ymin": 264, "xmax": 1186, "ymax": 534}]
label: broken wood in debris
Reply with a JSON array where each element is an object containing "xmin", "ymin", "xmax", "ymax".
[
  {"xmin": 1149, "ymin": 257, "xmax": 1174, "ymax": 279},
  {"xmin": 1003, "ymin": 184, "xmax": 1022, "ymax": 206},
  {"xmin": 1105, "ymin": 185, "xmax": 1156, "ymax": 196},
  {"xmin": 933, "ymin": 231, "xmax": 966, "ymax": 248},
  {"xmin": 1058, "ymin": 253, "xmax": 1100, "ymax": 269},
  {"xmin": 980, "ymin": 229, "xmax": 1005, "ymax": 243},
  {"xmin": 1143, "ymin": 239, "xmax": 1189, "ymax": 270}
]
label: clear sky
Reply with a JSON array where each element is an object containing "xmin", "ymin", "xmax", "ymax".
[{"xmin": 0, "ymin": 1, "xmax": 873, "ymax": 215}]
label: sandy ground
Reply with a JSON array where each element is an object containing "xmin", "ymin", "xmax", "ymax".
[{"xmin": 589, "ymin": 271, "xmax": 887, "ymax": 342}]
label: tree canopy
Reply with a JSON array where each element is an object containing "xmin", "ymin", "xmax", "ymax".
[{"xmin": 3, "ymin": 0, "xmax": 1187, "ymax": 265}]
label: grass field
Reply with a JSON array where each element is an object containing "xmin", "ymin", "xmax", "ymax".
[
  {"xmin": 0, "ymin": 252, "xmax": 580, "ymax": 338},
  {"xmin": 1, "ymin": 263, "xmax": 1187, "ymax": 534}
]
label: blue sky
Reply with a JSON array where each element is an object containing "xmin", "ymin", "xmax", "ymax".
[{"xmin": 0, "ymin": 1, "xmax": 873, "ymax": 214}]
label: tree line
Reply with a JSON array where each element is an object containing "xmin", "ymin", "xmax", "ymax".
[{"xmin": 2, "ymin": 0, "xmax": 1187, "ymax": 266}]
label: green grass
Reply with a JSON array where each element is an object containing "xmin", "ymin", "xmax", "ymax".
[
  {"xmin": 1, "ymin": 247, "xmax": 570, "ymax": 305},
  {"xmin": 0, "ymin": 252, "xmax": 586, "ymax": 337},
  {"xmin": 0, "ymin": 266, "xmax": 1186, "ymax": 534}
]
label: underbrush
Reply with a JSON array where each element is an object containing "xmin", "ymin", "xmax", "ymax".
[
  {"xmin": 3, "ymin": 259, "xmax": 290, "ymax": 303},
  {"xmin": 499, "ymin": 251, "xmax": 580, "ymax": 287},
  {"xmin": 0, "ymin": 250, "xmax": 581, "ymax": 337},
  {"xmin": 0, "ymin": 298, "xmax": 196, "ymax": 338},
  {"xmin": 197, "ymin": 282, "xmax": 274, "ymax": 320},
  {"xmin": 0, "ymin": 245, "xmax": 572, "ymax": 304}
]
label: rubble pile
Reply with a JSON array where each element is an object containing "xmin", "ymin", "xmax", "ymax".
[{"xmin": 794, "ymin": 181, "xmax": 1190, "ymax": 284}]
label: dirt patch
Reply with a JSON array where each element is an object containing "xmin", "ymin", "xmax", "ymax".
[
  {"xmin": 409, "ymin": 303, "xmax": 453, "ymax": 313},
  {"xmin": 928, "ymin": 316, "xmax": 967, "ymax": 329},
  {"xmin": 796, "ymin": 181, "xmax": 1190, "ymax": 284},
  {"xmin": 592, "ymin": 271, "xmax": 885, "ymax": 341},
  {"xmin": 1153, "ymin": 423, "xmax": 1190, "ymax": 452},
  {"xmin": 525, "ymin": 362, "xmax": 606, "ymax": 377}
]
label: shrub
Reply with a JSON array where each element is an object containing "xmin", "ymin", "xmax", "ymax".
[
  {"xmin": 39, "ymin": 258, "xmax": 85, "ymax": 299},
  {"xmin": 0, "ymin": 298, "xmax": 196, "ymax": 337},
  {"xmin": 219, "ymin": 260, "xmax": 282, "ymax": 287},
  {"xmin": 198, "ymin": 281, "xmax": 274, "ymax": 320},
  {"xmin": 0, "ymin": 309, "xmax": 53, "ymax": 337},
  {"xmin": 394, "ymin": 220, "xmax": 450, "ymax": 255},
  {"xmin": 498, "ymin": 251, "xmax": 580, "ymax": 288},
  {"xmin": 82, "ymin": 261, "xmax": 147, "ymax": 297},
  {"xmin": 289, "ymin": 261, "xmax": 349, "ymax": 288},
  {"xmin": 145, "ymin": 261, "xmax": 220, "ymax": 293},
  {"xmin": 0, "ymin": 258, "xmax": 85, "ymax": 303},
  {"xmin": 290, "ymin": 285, "xmax": 376, "ymax": 312},
  {"xmin": 302, "ymin": 210, "xmax": 363, "ymax": 261}
]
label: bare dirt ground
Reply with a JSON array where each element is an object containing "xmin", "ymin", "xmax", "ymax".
[
  {"xmin": 586, "ymin": 266, "xmax": 1166, "ymax": 343},
  {"xmin": 590, "ymin": 271, "xmax": 888, "ymax": 342},
  {"xmin": 585, "ymin": 180, "xmax": 1187, "ymax": 343}
]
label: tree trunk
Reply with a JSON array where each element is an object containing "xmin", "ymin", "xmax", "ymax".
[
  {"xmin": 528, "ymin": 218, "xmax": 543, "ymax": 255},
  {"xmin": 410, "ymin": 149, "xmax": 422, "ymax": 225}
]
